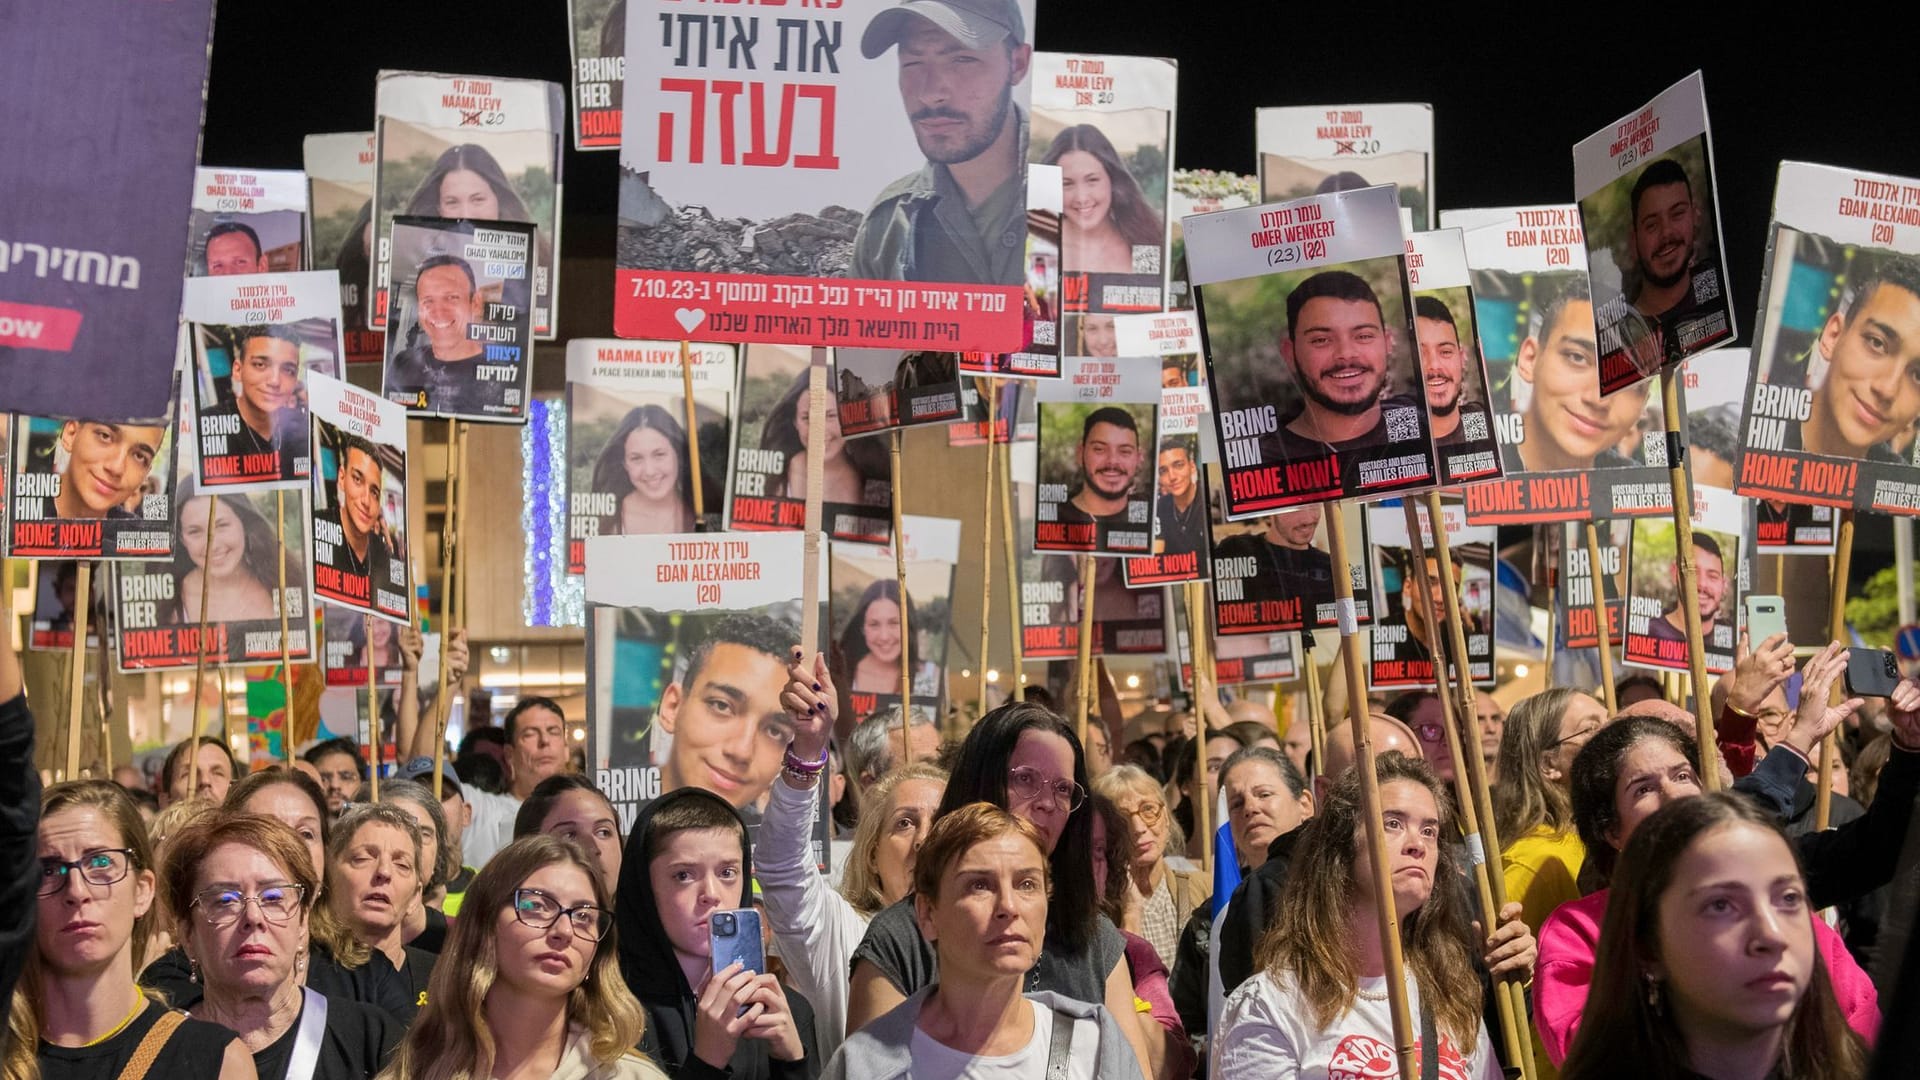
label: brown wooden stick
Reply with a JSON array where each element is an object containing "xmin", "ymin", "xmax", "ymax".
[
  {"xmin": 1185, "ymin": 580, "xmax": 1215, "ymax": 873},
  {"xmin": 1074, "ymin": 555, "xmax": 1095, "ymax": 746},
  {"xmin": 681, "ymin": 339, "xmax": 705, "ymax": 523},
  {"xmin": 1000, "ymin": 438, "xmax": 1022, "ymax": 698},
  {"xmin": 1661, "ymin": 369, "xmax": 1720, "ymax": 790},
  {"xmin": 979, "ymin": 378, "xmax": 996, "ymax": 720},
  {"xmin": 1585, "ymin": 521, "xmax": 1618, "ymax": 713},
  {"xmin": 799, "ymin": 350, "xmax": 828, "ymax": 657},
  {"xmin": 1818, "ymin": 509, "xmax": 1856, "ymax": 830},
  {"xmin": 366, "ymin": 614, "xmax": 380, "ymax": 800},
  {"xmin": 891, "ymin": 429, "xmax": 912, "ymax": 760},
  {"xmin": 187, "ymin": 493, "xmax": 219, "ymax": 796},
  {"xmin": 64, "ymin": 562, "xmax": 92, "ymax": 780}
]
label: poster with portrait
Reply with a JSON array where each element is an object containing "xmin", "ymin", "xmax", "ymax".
[
  {"xmin": 1208, "ymin": 464, "xmax": 1373, "ymax": 636},
  {"xmin": 726, "ymin": 344, "xmax": 891, "ymax": 544},
  {"xmin": 380, "ymin": 217, "xmax": 535, "ymax": 422},
  {"xmin": 585, "ymin": 531, "xmax": 827, "ymax": 831},
  {"xmin": 1113, "ymin": 307, "xmax": 1216, "ymax": 462},
  {"xmin": 113, "ymin": 485, "xmax": 313, "ymax": 672},
  {"xmin": 1034, "ymin": 355, "xmax": 1158, "ymax": 555},
  {"xmin": 1733, "ymin": 161, "xmax": 1920, "ymax": 517},
  {"xmin": 187, "ymin": 168, "xmax": 308, "ymax": 278},
  {"xmin": 615, "ymin": 0, "xmax": 1037, "ymax": 352},
  {"xmin": 1442, "ymin": 205, "xmax": 1675, "ymax": 523},
  {"xmin": 303, "ymin": 132, "xmax": 386, "ymax": 366},
  {"xmin": 1011, "ymin": 441, "xmax": 1166, "ymax": 658},
  {"xmin": 0, "ymin": 0, "xmax": 214, "ymax": 422},
  {"xmin": 568, "ymin": 0, "xmax": 626, "ymax": 149},
  {"xmin": 833, "ymin": 348, "xmax": 963, "ymax": 436},
  {"xmin": 7, "ymin": 376, "xmax": 181, "ymax": 560},
  {"xmin": 1623, "ymin": 484, "xmax": 1744, "ymax": 675},
  {"xmin": 27, "ymin": 560, "xmax": 108, "ymax": 651},
  {"xmin": 1123, "ymin": 384, "xmax": 1212, "ymax": 586},
  {"xmin": 1406, "ymin": 228, "xmax": 1502, "ymax": 485},
  {"xmin": 372, "ymin": 71, "xmax": 564, "ymax": 340},
  {"xmin": 307, "ymin": 373, "xmax": 410, "ymax": 624},
  {"xmin": 322, "ymin": 603, "xmax": 405, "ymax": 688},
  {"xmin": 1168, "ymin": 170, "xmax": 1257, "ymax": 311},
  {"xmin": 184, "ymin": 271, "xmax": 342, "ymax": 491},
  {"xmin": 1573, "ymin": 72, "xmax": 1734, "ymax": 394},
  {"xmin": 830, "ymin": 515, "xmax": 958, "ymax": 725},
  {"xmin": 1364, "ymin": 501, "xmax": 1493, "ymax": 691},
  {"xmin": 1031, "ymin": 53, "xmax": 1177, "ymax": 358},
  {"xmin": 1191, "ymin": 184, "xmax": 1435, "ymax": 515},
  {"xmin": 1191, "ymin": 627, "xmax": 1300, "ymax": 688},
  {"xmin": 948, "ymin": 378, "xmax": 1035, "ymax": 446},
  {"xmin": 961, "ymin": 164, "xmax": 1065, "ymax": 378},
  {"xmin": 565, "ymin": 338, "xmax": 735, "ymax": 573},
  {"xmin": 1558, "ymin": 518, "xmax": 1631, "ymax": 650},
  {"xmin": 1256, "ymin": 104, "xmax": 1434, "ymax": 229}
]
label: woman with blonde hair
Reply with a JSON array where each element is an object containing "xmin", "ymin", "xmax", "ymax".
[
  {"xmin": 1494, "ymin": 687, "xmax": 1608, "ymax": 935},
  {"xmin": 1091, "ymin": 764, "xmax": 1209, "ymax": 969},
  {"xmin": 379, "ymin": 834, "xmax": 663, "ymax": 1080}
]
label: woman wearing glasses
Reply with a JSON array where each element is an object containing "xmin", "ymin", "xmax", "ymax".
[
  {"xmin": 382, "ymin": 834, "xmax": 666, "ymax": 1080},
  {"xmin": 1090, "ymin": 765, "xmax": 1208, "ymax": 970},
  {"xmin": 161, "ymin": 812, "xmax": 399, "ymax": 1080},
  {"xmin": 7, "ymin": 781, "xmax": 250, "ymax": 1080},
  {"xmin": 1493, "ymin": 689, "xmax": 1610, "ymax": 937},
  {"xmin": 840, "ymin": 701, "xmax": 1156, "ymax": 1078}
]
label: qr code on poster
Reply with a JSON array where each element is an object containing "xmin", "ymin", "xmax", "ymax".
[
  {"xmin": 1462, "ymin": 410, "xmax": 1488, "ymax": 442},
  {"xmin": 1385, "ymin": 405, "xmax": 1420, "ymax": 442},
  {"xmin": 1131, "ymin": 245, "xmax": 1161, "ymax": 274},
  {"xmin": 1642, "ymin": 430, "xmax": 1667, "ymax": 466}
]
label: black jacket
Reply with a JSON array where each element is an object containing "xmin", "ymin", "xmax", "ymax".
[
  {"xmin": 1215, "ymin": 824, "xmax": 1305, "ymax": 997},
  {"xmin": 616, "ymin": 787, "xmax": 819, "ymax": 1080}
]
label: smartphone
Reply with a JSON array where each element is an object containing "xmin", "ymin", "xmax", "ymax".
[
  {"xmin": 709, "ymin": 908, "xmax": 765, "ymax": 978},
  {"xmin": 1845, "ymin": 648, "xmax": 1904, "ymax": 698},
  {"xmin": 1744, "ymin": 595, "xmax": 1789, "ymax": 648}
]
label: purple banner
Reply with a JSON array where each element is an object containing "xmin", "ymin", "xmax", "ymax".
[{"xmin": 0, "ymin": 0, "xmax": 216, "ymax": 421}]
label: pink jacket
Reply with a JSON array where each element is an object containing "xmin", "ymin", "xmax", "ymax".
[{"xmin": 1534, "ymin": 889, "xmax": 1880, "ymax": 1065}]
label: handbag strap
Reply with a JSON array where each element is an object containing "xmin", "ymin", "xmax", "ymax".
[
  {"xmin": 285, "ymin": 987, "xmax": 330, "ymax": 1080},
  {"xmin": 113, "ymin": 1008, "xmax": 183, "ymax": 1080},
  {"xmin": 1043, "ymin": 1006, "xmax": 1077, "ymax": 1080}
]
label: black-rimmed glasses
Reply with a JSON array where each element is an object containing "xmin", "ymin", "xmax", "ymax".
[
  {"xmin": 38, "ymin": 849, "xmax": 136, "ymax": 897},
  {"xmin": 513, "ymin": 888, "xmax": 613, "ymax": 942}
]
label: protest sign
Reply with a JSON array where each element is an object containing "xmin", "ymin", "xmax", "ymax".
[
  {"xmin": 380, "ymin": 218, "xmax": 535, "ymax": 422},
  {"xmin": 726, "ymin": 343, "xmax": 891, "ymax": 543},
  {"xmin": 303, "ymin": 133, "xmax": 386, "ymax": 366},
  {"xmin": 831, "ymin": 516, "xmax": 959, "ymax": 724},
  {"xmin": 7, "ymin": 379, "xmax": 180, "ymax": 560},
  {"xmin": 27, "ymin": 561, "xmax": 107, "ymax": 651},
  {"xmin": 373, "ymin": 71, "xmax": 564, "ymax": 339},
  {"xmin": 1573, "ymin": 72, "xmax": 1734, "ymax": 394},
  {"xmin": 322, "ymin": 604, "xmax": 404, "ymax": 688},
  {"xmin": 948, "ymin": 379, "xmax": 1035, "ymax": 446},
  {"xmin": 1191, "ymin": 185, "xmax": 1435, "ymax": 515},
  {"xmin": 188, "ymin": 168, "xmax": 308, "ymax": 277},
  {"xmin": 1623, "ymin": 484, "xmax": 1744, "ymax": 675},
  {"xmin": 1168, "ymin": 170, "xmax": 1256, "ymax": 311},
  {"xmin": 565, "ymin": 338, "xmax": 735, "ymax": 573},
  {"xmin": 833, "ymin": 349, "xmax": 964, "ymax": 436},
  {"xmin": 1209, "ymin": 470, "xmax": 1372, "ymax": 636},
  {"xmin": 1559, "ymin": 519, "xmax": 1631, "ymax": 650},
  {"xmin": 961, "ymin": 163, "xmax": 1065, "ymax": 378},
  {"xmin": 615, "ymin": 0, "xmax": 1038, "ymax": 351},
  {"xmin": 1406, "ymin": 228, "xmax": 1502, "ymax": 485},
  {"xmin": 1366, "ymin": 502, "xmax": 1494, "ymax": 690},
  {"xmin": 1732, "ymin": 161, "xmax": 1920, "ymax": 517},
  {"xmin": 1256, "ymin": 104, "xmax": 1434, "ymax": 227},
  {"xmin": 307, "ymin": 373, "xmax": 410, "ymax": 624},
  {"xmin": 1122, "ymin": 384, "xmax": 1212, "ymax": 586},
  {"xmin": 0, "ymin": 0, "xmax": 215, "ymax": 420},
  {"xmin": 567, "ymin": 0, "xmax": 627, "ymax": 149},
  {"xmin": 1034, "ymin": 355, "xmax": 1159, "ymax": 555},
  {"xmin": 1012, "ymin": 441, "xmax": 1165, "ymax": 658}
]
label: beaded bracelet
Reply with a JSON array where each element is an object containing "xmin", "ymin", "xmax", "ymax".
[{"xmin": 780, "ymin": 744, "xmax": 830, "ymax": 782}]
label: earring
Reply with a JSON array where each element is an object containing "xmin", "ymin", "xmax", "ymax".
[
  {"xmin": 189, "ymin": 957, "xmax": 199, "ymax": 984},
  {"xmin": 1644, "ymin": 976, "xmax": 1663, "ymax": 1013}
]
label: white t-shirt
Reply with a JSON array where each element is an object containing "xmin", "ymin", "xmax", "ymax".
[
  {"xmin": 1213, "ymin": 970, "xmax": 1500, "ymax": 1080},
  {"xmin": 906, "ymin": 1001, "xmax": 1101, "ymax": 1080},
  {"xmin": 461, "ymin": 787, "xmax": 522, "ymax": 869}
]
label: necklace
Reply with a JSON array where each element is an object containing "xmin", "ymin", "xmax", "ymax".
[{"xmin": 79, "ymin": 992, "xmax": 147, "ymax": 1047}]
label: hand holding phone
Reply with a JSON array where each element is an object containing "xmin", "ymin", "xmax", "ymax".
[
  {"xmin": 1744, "ymin": 595, "xmax": 1789, "ymax": 649},
  {"xmin": 709, "ymin": 908, "xmax": 765, "ymax": 978},
  {"xmin": 1846, "ymin": 648, "xmax": 1904, "ymax": 699}
]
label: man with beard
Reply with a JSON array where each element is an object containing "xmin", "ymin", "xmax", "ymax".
[
  {"xmin": 1213, "ymin": 506, "xmax": 1335, "ymax": 627},
  {"xmin": 853, "ymin": 0, "xmax": 1032, "ymax": 285},
  {"xmin": 1056, "ymin": 406, "xmax": 1144, "ymax": 547},
  {"xmin": 1258, "ymin": 270, "xmax": 1424, "ymax": 471},
  {"xmin": 386, "ymin": 254, "xmax": 488, "ymax": 415},
  {"xmin": 1645, "ymin": 532, "xmax": 1729, "ymax": 647},
  {"xmin": 1413, "ymin": 295, "xmax": 1484, "ymax": 446},
  {"xmin": 197, "ymin": 326, "xmax": 308, "ymax": 479},
  {"xmin": 1513, "ymin": 278, "xmax": 1650, "ymax": 472},
  {"xmin": 1786, "ymin": 261, "xmax": 1920, "ymax": 465},
  {"xmin": 1625, "ymin": 158, "xmax": 1728, "ymax": 362}
]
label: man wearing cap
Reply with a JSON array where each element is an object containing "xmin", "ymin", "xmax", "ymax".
[
  {"xmin": 851, "ymin": 0, "xmax": 1032, "ymax": 286},
  {"xmin": 398, "ymin": 755, "xmax": 477, "ymax": 915}
]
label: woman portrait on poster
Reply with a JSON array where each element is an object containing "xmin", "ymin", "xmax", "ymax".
[
  {"xmin": 343, "ymin": 613, "xmax": 400, "ymax": 674},
  {"xmin": 1042, "ymin": 125, "xmax": 1164, "ymax": 277},
  {"xmin": 402, "ymin": 143, "xmax": 553, "ymax": 265},
  {"xmin": 591, "ymin": 404, "xmax": 715, "ymax": 535},
  {"xmin": 839, "ymin": 579, "xmax": 941, "ymax": 698},
  {"xmin": 762, "ymin": 369, "xmax": 888, "ymax": 507},
  {"xmin": 161, "ymin": 484, "xmax": 302, "ymax": 627}
]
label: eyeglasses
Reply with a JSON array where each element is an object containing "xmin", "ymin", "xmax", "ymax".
[
  {"xmin": 1008, "ymin": 766, "xmax": 1087, "ymax": 813},
  {"xmin": 1118, "ymin": 800, "xmax": 1166, "ymax": 827},
  {"xmin": 1545, "ymin": 723, "xmax": 1601, "ymax": 751},
  {"xmin": 38, "ymin": 849, "xmax": 136, "ymax": 897},
  {"xmin": 1412, "ymin": 722, "xmax": 1446, "ymax": 745},
  {"xmin": 190, "ymin": 884, "xmax": 308, "ymax": 926},
  {"xmin": 513, "ymin": 888, "xmax": 613, "ymax": 942}
]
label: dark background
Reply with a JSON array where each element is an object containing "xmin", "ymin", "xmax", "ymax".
[{"xmin": 200, "ymin": 2, "xmax": 1918, "ymax": 582}]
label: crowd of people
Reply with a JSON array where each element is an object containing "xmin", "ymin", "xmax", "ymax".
[{"xmin": 8, "ymin": 605, "xmax": 1920, "ymax": 1080}]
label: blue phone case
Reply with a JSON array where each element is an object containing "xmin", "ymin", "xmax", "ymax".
[{"xmin": 709, "ymin": 908, "xmax": 765, "ymax": 977}]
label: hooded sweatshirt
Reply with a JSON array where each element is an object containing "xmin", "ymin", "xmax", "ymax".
[{"xmin": 616, "ymin": 787, "xmax": 821, "ymax": 1080}]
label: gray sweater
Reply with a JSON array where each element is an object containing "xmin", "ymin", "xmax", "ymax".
[{"xmin": 821, "ymin": 987, "xmax": 1144, "ymax": 1080}]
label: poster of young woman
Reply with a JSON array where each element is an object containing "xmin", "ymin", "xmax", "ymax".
[
  {"xmin": 6, "ymin": 377, "xmax": 180, "ymax": 560},
  {"xmin": 565, "ymin": 338, "xmax": 736, "ymax": 574},
  {"xmin": 725, "ymin": 343, "xmax": 891, "ymax": 544},
  {"xmin": 1406, "ymin": 227, "xmax": 1502, "ymax": 486},
  {"xmin": 1256, "ymin": 104, "xmax": 1434, "ymax": 229},
  {"xmin": 1190, "ymin": 184, "xmax": 1434, "ymax": 515},
  {"xmin": 1732, "ymin": 161, "xmax": 1920, "ymax": 518},
  {"xmin": 372, "ymin": 71, "xmax": 564, "ymax": 339},
  {"xmin": 961, "ymin": 163, "xmax": 1065, "ymax": 379},
  {"xmin": 1031, "ymin": 53, "xmax": 1177, "ymax": 357},
  {"xmin": 1622, "ymin": 484, "xmax": 1745, "ymax": 676},
  {"xmin": 567, "ymin": 0, "xmax": 626, "ymax": 150},
  {"xmin": 322, "ymin": 603, "xmax": 403, "ymax": 688},
  {"xmin": 1574, "ymin": 73, "xmax": 1734, "ymax": 394},
  {"xmin": 832, "ymin": 348, "xmax": 963, "ymax": 437},
  {"xmin": 303, "ymin": 132, "xmax": 385, "ymax": 366},
  {"xmin": 187, "ymin": 167, "xmax": 308, "ymax": 277},
  {"xmin": 307, "ymin": 372, "xmax": 410, "ymax": 624},
  {"xmin": 1034, "ymin": 355, "xmax": 1159, "ymax": 555},
  {"xmin": 380, "ymin": 217, "xmax": 535, "ymax": 422},
  {"xmin": 830, "ymin": 515, "xmax": 959, "ymax": 725},
  {"xmin": 615, "ymin": 0, "xmax": 1038, "ymax": 352},
  {"xmin": 1364, "ymin": 501, "xmax": 1493, "ymax": 691},
  {"xmin": 184, "ymin": 271, "xmax": 342, "ymax": 491},
  {"xmin": 1441, "ymin": 205, "xmax": 1674, "ymax": 524}
]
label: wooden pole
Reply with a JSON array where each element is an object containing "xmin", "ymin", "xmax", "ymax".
[
  {"xmin": 891, "ymin": 429, "xmax": 912, "ymax": 760},
  {"xmin": 979, "ymin": 377, "xmax": 996, "ymax": 720},
  {"xmin": 1000, "ymin": 441, "xmax": 1023, "ymax": 699},
  {"xmin": 64, "ymin": 562, "xmax": 92, "ymax": 780},
  {"xmin": 681, "ymin": 339, "xmax": 706, "ymax": 525},
  {"xmin": 187, "ymin": 493, "xmax": 219, "ymax": 797},
  {"xmin": 1817, "ymin": 510, "xmax": 1855, "ymax": 830},
  {"xmin": 1661, "ymin": 369, "xmax": 1720, "ymax": 790},
  {"xmin": 1584, "ymin": 521, "xmax": 1618, "ymax": 714},
  {"xmin": 431, "ymin": 420, "xmax": 465, "ymax": 799},
  {"xmin": 276, "ymin": 490, "xmax": 295, "ymax": 765},
  {"xmin": 799, "ymin": 349, "xmax": 829, "ymax": 655},
  {"xmin": 1185, "ymin": 580, "xmax": 1215, "ymax": 873},
  {"xmin": 1074, "ymin": 555, "xmax": 1095, "ymax": 746},
  {"xmin": 365, "ymin": 614, "xmax": 380, "ymax": 800},
  {"xmin": 1325, "ymin": 502, "xmax": 1416, "ymax": 1080},
  {"xmin": 1302, "ymin": 629, "xmax": 1326, "ymax": 781}
]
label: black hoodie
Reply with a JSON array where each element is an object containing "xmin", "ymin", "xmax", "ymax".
[{"xmin": 616, "ymin": 787, "xmax": 820, "ymax": 1080}]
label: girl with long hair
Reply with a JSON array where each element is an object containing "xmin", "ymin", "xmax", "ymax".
[
  {"xmin": 1560, "ymin": 793, "xmax": 1868, "ymax": 1080},
  {"xmin": 378, "ymin": 835, "xmax": 663, "ymax": 1080},
  {"xmin": 1494, "ymin": 687, "xmax": 1609, "ymax": 934},
  {"xmin": 837, "ymin": 579, "xmax": 939, "ymax": 698},
  {"xmin": 589, "ymin": 404, "xmax": 707, "ymax": 536},
  {"xmin": 760, "ymin": 369, "xmax": 887, "ymax": 506},
  {"xmin": 163, "ymin": 485, "xmax": 303, "ymax": 626},
  {"xmin": 1041, "ymin": 124, "xmax": 1164, "ymax": 276}
]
